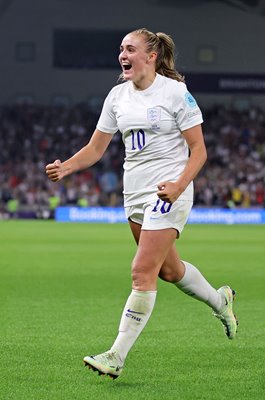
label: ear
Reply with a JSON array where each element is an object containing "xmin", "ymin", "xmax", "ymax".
[{"xmin": 147, "ymin": 52, "xmax": 157, "ymax": 64}]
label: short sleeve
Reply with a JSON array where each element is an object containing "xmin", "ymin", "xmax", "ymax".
[
  {"xmin": 173, "ymin": 83, "xmax": 203, "ymax": 132},
  {"xmin": 96, "ymin": 88, "xmax": 118, "ymax": 134}
]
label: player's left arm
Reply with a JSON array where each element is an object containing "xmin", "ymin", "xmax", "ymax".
[{"xmin": 157, "ymin": 124, "xmax": 207, "ymax": 203}]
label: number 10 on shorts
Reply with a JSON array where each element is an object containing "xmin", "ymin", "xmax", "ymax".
[{"xmin": 152, "ymin": 199, "xmax": 172, "ymax": 214}]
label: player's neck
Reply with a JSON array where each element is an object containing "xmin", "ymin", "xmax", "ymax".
[{"xmin": 133, "ymin": 73, "xmax": 156, "ymax": 91}]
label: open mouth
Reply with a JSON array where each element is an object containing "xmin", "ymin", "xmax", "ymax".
[{"xmin": 123, "ymin": 64, "xmax": 132, "ymax": 71}]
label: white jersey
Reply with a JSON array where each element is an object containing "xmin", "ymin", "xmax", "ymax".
[{"xmin": 97, "ymin": 73, "xmax": 203, "ymax": 206}]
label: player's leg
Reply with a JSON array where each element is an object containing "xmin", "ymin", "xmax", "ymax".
[
  {"xmin": 159, "ymin": 243, "xmax": 238, "ymax": 339},
  {"xmin": 128, "ymin": 219, "xmax": 222, "ymax": 309},
  {"xmin": 159, "ymin": 246, "xmax": 223, "ymax": 309},
  {"xmin": 128, "ymin": 215, "xmax": 221, "ymax": 308},
  {"xmin": 84, "ymin": 222, "xmax": 177, "ymax": 378},
  {"xmin": 128, "ymin": 215, "xmax": 238, "ymax": 339},
  {"xmin": 108, "ymin": 228, "xmax": 177, "ymax": 359}
]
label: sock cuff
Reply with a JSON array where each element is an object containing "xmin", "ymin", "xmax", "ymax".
[
  {"xmin": 175, "ymin": 260, "xmax": 191, "ymax": 286},
  {"xmin": 132, "ymin": 289, "xmax": 157, "ymax": 296}
]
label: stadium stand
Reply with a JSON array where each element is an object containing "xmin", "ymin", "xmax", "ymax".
[{"xmin": 0, "ymin": 102, "xmax": 264, "ymax": 218}]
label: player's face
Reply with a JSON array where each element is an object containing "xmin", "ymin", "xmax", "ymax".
[{"xmin": 119, "ymin": 33, "xmax": 156, "ymax": 88}]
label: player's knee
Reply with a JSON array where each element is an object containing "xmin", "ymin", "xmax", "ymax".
[
  {"xmin": 131, "ymin": 268, "xmax": 148, "ymax": 289},
  {"xmin": 131, "ymin": 260, "xmax": 155, "ymax": 290}
]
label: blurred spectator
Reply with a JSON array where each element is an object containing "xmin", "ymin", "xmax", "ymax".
[{"xmin": 194, "ymin": 105, "xmax": 265, "ymax": 208}]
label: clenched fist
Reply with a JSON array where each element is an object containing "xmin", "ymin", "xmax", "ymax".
[{"xmin": 45, "ymin": 159, "xmax": 64, "ymax": 182}]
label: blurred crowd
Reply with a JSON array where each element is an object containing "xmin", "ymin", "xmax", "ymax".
[
  {"xmin": 0, "ymin": 102, "xmax": 264, "ymax": 217},
  {"xmin": 195, "ymin": 105, "xmax": 265, "ymax": 208}
]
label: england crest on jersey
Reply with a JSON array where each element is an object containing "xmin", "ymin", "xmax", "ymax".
[{"xmin": 147, "ymin": 107, "xmax": 161, "ymax": 129}]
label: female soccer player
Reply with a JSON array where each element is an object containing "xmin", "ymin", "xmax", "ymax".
[{"xmin": 46, "ymin": 28, "xmax": 238, "ymax": 379}]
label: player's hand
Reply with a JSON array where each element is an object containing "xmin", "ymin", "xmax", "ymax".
[
  {"xmin": 157, "ymin": 181, "xmax": 183, "ymax": 203},
  {"xmin": 45, "ymin": 159, "xmax": 64, "ymax": 182}
]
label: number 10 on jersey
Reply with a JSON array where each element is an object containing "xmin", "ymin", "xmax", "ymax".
[{"xmin": 130, "ymin": 129, "xmax": 145, "ymax": 150}]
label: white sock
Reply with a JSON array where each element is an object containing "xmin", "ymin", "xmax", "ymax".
[
  {"xmin": 175, "ymin": 261, "xmax": 222, "ymax": 311},
  {"xmin": 110, "ymin": 289, "xmax": 157, "ymax": 362}
]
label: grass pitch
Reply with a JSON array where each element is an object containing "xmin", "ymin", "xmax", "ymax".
[{"xmin": 1, "ymin": 220, "xmax": 264, "ymax": 400}]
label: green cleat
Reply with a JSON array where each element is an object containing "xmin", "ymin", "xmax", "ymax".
[
  {"xmin": 213, "ymin": 286, "xmax": 238, "ymax": 339},
  {"xmin": 84, "ymin": 351, "xmax": 123, "ymax": 379}
]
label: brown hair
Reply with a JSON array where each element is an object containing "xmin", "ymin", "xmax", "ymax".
[{"xmin": 120, "ymin": 27, "xmax": 184, "ymax": 82}]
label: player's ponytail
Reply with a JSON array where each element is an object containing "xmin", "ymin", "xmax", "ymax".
[
  {"xmin": 155, "ymin": 32, "xmax": 184, "ymax": 82},
  {"xmin": 129, "ymin": 28, "xmax": 184, "ymax": 83}
]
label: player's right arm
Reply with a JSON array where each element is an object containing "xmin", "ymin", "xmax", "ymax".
[{"xmin": 45, "ymin": 129, "xmax": 113, "ymax": 182}]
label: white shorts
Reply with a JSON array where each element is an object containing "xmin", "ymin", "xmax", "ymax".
[{"xmin": 125, "ymin": 198, "xmax": 193, "ymax": 234}]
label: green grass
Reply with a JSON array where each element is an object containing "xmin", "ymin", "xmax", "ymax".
[{"xmin": 0, "ymin": 221, "xmax": 264, "ymax": 400}]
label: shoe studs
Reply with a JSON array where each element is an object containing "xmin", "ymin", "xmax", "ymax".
[{"xmin": 84, "ymin": 360, "xmax": 119, "ymax": 380}]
